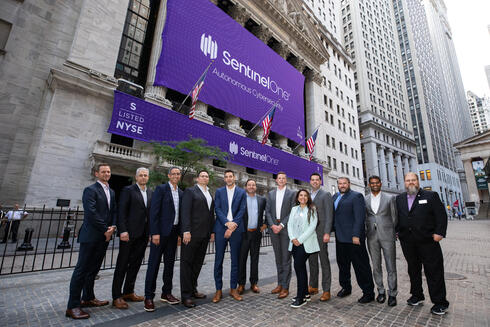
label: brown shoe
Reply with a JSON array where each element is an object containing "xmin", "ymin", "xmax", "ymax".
[
  {"xmin": 320, "ymin": 291, "xmax": 331, "ymax": 302},
  {"xmin": 308, "ymin": 286, "xmax": 319, "ymax": 295},
  {"xmin": 122, "ymin": 293, "xmax": 144, "ymax": 302},
  {"xmin": 237, "ymin": 285, "xmax": 245, "ymax": 295},
  {"xmin": 251, "ymin": 284, "xmax": 260, "ymax": 293},
  {"xmin": 65, "ymin": 308, "xmax": 90, "ymax": 319},
  {"xmin": 81, "ymin": 298, "xmax": 109, "ymax": 307},
  {"xmin": 229, "ymin": 288, "xmax": 243, "ymax": 301},
  {"xmin": 182, "ymin": 298, "xmax": 195, "ymax": 308},
  {"xmin": 212, "ymin": 290, "xmax": 222, "ymax": 303},
  {"xmin": 271, "ymin": 285, "xmax": 282, "ymax": 294},
  {"xmin": 161, "ymin": 293, "xmax": 180, "ymax": 305},
  {"xmin": 144, "ymin": 299, "xmax": 155, "ymax": 312},
  {"xmin": 113, "ymin": 297, "xmax": 129, "ymax": 309},
  {"xmin": 192, "ymin": 291, "xmax": 206, "ymax": 299},
  {"xmin": 278, "ymin": 289, "xmax": 289, "ymax": 299}
]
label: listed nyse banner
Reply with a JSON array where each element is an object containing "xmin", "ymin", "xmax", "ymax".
[
  {"xmin": 154, "ymin": 0, "xmax": 305, "ymax": 144},
  {"xmin": 108, "ymin": 91, "xmax": 322, "ymax": 182}
]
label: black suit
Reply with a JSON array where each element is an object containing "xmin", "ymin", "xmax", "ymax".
[
  {"xmin": 112, "ymin": 184, "xmax": 151, "ymax": 300},
  {"xmin": 68, "ymin": 182, "xmax": 117, "ymax": 309},
  {"xmin": 180, "ymin": 185, "xmax": 215, "ymax": 300},
  {"xmin": 238, "ymin": 194, "xmax": 266, "ymax": 287},
  {"xmin": 396, "ymin": 189, "xmax": 449, "ymax": 307}
]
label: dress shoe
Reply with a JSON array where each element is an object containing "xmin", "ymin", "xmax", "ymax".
[
  {"xmin": 182, "ymin": 298, "xmax": 196, "ymax": 308},
  {"xmin": 65, "ymin": 307, "xmax": 90, "ymax": 319},
  {"xmin": 271, "ymin": 285, "xmax": 282, "ymax": 294},
  {"xmin": 250, "ymin": 284, "xmax": 260, "ymax": 293},
  {"xmin": 237, "ymin": 284, "xmax": 245, "ymax": 295},
  {"xmin": 212, "ymin": 290, "xmax": 222, "ymax": 303},
  {"xmin": 388, "ymin": 296, "xmax": 397, "ymax": 307},
  {"xmin": 112, "ymin": 297, "xmax": 129, "ymax": 309},
  {"xmin": 144, "ymin": 299, "xmax": 155, "ymax": 312},
  {"xmin": 337, "ymin": 289, "xmax": 352, "ymax": 298},
  {"xmin": 229, "ymin": 288, "xmax": 243, "ymax": 301},
  {"xmin": 358, "ymin": 294, "xmax": 375, "ymax": 303},
  {"xmin": 122, "ymin": 293, "xmax": 144, "ymax": 302},
  {"xmin": 81, "ymin": 298, "xmax": 109, "ymax": 307},
  {"xmin": 192, "ymin": 291, "xmax": 206, "ymax": 299},
  {"xmin": 308, "ymin": 286, "xmax": 319, "ymax": 295},
  {"xmin": 376, "ymin": 293, "xmax": 386, "ymax": 304},
  {"xmin": 278, "ymin": 289, "xmax": 289, "ymax": 299},
  {"xmin": 161, "ymin": 293, "xmax": 180, "ymax": 305},
  {"xmin": 320, "ymin": 291, "xmax": 331, "ymax": 302}
]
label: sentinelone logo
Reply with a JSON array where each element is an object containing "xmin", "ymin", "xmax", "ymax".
[
  {"xmin": 229, "ymin": 141, "xmax": 279, "ymax": 166},
  {"xmin": 200, "ymin": 33, "xmax": 290, "ymax": 101}
]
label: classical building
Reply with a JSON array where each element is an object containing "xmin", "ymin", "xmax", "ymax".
[
  {"xmin": 0, "ymin": 0, "xmax": 365, "ymax": 206},
  {"xmin": 467, "ymin": 91, "xmax": 490, "ymax": 135}
]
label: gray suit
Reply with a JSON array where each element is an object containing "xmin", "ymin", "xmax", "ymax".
[
  {"xmin": 265, "ymin": 188, "xmax": 296, "ymax": 289},
  {"xmin": 308, "ymin": 189, "xmax": 333, "ymax": 292},
  {"xmin": 365, "ymin": 192, "xmax": 398, "ymax": 297}
]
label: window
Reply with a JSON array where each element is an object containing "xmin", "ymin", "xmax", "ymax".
[
  {"xmin": 419, "ymin": 170, "xmax": 425, "ymax": 180},
  {"xmin": 426, "ymin": 170, "xmax": 431, "ymax": 180},
  {"xmin": 0, "ymin": 19, "xmax": 12, "ymax": 53},
  {"xmin": 326, "ymin": 135, "xmax": 330, "ymax": 146},
  {"xmin": 333, "ymin": 158, "xmax": 337, "ymax": 170}
]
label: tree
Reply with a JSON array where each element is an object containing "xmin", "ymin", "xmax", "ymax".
[{"xmin": 148, "ymin": 137, "xmax": 229, "ymax": 188}]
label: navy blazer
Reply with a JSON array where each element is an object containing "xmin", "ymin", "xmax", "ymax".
[
  {"xmin": 214, "ymin": 186, "xmax": 247, "ymax": 234},
  {"xmin": 395, "ymin": 189, "xmax": 447, "ymax": 242},
  {"xmin": 149, "ymin": 183, "xmax": 183, "ymax": 237},
  {"xmin": 117, "ymin": 184, "xmax": 152, "ymax": 239},
  {"xmin": 79, "ymin": 182, "xmax": 117, "ymax": 243},
  {"xmin": 333, "ymin": 189, "xmax": 366, "ymax": 243}
]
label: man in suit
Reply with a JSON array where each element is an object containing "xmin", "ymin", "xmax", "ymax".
[
  {"xmin": 265, "ymin": 172, "xmax": 296, "ymax": 299},
  {"xmin": 237, "ymin": 179, "xmax": 267, "ymax": 295},
  {"xmin": 396, "ymin": 172, "xmax": 449, "ymax": 315},
  {"xmin": 365, "ymin": 175, "xmax": 398, "ymax": 307},
  {"xmin": 333, "ymin": 177, "xmax": 375, "ymax": 303},
  {"xmin": 112, "ymin": 168, "xmax": 152, "ymax": 310},
  {"xmin": 212, "ymin": 170, "xmax": 247, "ymax": 303},
  {"xmin": 66, "ymin": 163, "xmax": 117, "ymax": 319},
  {"xmin": 307, "ymin": 173, "xmax": 334, "ymax": 302},
  {"xmin": 143, "ymin": 167, "xmax": 182, "ymax": 312},
  {"xmin": 180, "ymin": 170, "xmax": 215, "ymax": 308}
]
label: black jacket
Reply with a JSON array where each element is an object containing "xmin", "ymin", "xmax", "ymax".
[
  {"xmin": 117, "ymin": 184, "xmax": 152, "ymax": 239},
  {"xmin": 181, "ymin": 185, "xmax": 215, "ymax": 238}
]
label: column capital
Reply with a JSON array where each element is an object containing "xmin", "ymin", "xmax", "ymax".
[
  {"xmin": 305, "ymin": 69, "xmax": 322, "ymax": 85},
  {"xmin": 229, "ymin": 4, "xmax": 250, "ymax": 26},
  {"xmin": 271, "ymin": 42, "xmax": 290, "ymax": 59},
  {"xmin": 252, "ymin": 25, "xmax": 273, "ymax": 43}
]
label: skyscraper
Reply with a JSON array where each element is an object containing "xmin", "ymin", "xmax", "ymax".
[{"xmin": 467, "ymin": 91, "xmax": 490, "ymax": 135}]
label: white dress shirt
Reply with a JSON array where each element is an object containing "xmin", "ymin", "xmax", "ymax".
[
  {"xmin": 371, "ymin": 192, "xmax": 381, "ymax": 214},
  {"xmin": 226, "ymin": 185, "xmax": 236, "ymax": 221},
  {"xmin": 197, "ymin": 184, "xmax": 212, "ymax": 210},
  {"xmin": 275, "ymin": 187, "xmax": 286, "ymax": 220},
  {"xmin": 137, "ymin": 184, "xmax": 148, "ymax": 207},
  {"xmin": 311, "ymin": 189, "xmax": 319, "ymax": 201},
  {"xmin": 97, "ymin": 181, "xmax": 110, "ymax": 207},
  {"xmin": 169, "ymin": 182, "xmax": 179, "ymax": 225},
  {"xmin": 6, "ymin": 210, "xmax": 27, "ymax": 221}
]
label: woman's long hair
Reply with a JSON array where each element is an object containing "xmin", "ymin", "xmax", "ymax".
[{"xmin": 295, "ymin": 189, "xmax": 316, "ymax": 224}]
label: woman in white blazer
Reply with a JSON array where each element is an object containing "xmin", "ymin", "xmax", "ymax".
[{"xmin": 288, "ymin": 189, "xmax": 320, "ymax": 308}]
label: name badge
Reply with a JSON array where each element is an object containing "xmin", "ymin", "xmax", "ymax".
[{"xmin": 418, "ymin": 200, "xmax": 428, "ymax": 204}]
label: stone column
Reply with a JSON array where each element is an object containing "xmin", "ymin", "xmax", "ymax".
[
  {"xmin": 378, "ymin": 146, "xmax": 388, "ymax": 184},
  {"xmin": 409, "ymin": 157, "xmax": 417, "ymax": 172},
  {"xmin": 364, "ymin": 142, "xmax": 379, "ymax": 178},
  {"xmin": 194, "ymin": 101, "xmax": 213, "ymax": 124},
  {"xmin": 276, "ymin": 136, "xmax": 290, "ymax": 152},
  {"xmin": 252, "ymin": 25, "xmax": 273, "ymax": 43},
  {"xmin": 272, "ymin": 42, "xmax": 290, "ymax": 60},
  {"xmin": 403, "ymin": 156, "xmax": 410, "ymax": 176},
  {"xmin": 387, "ymin": 149, "xmax": 395, "ymax": 187},
  {"xmin": 229, "ymin": 3, "xmax": 250, "ymax": 26},
  {"xmin": 395, "ymin": 153, "xmax": 404, "ymax": 189},
  {"xmin": 226, "ymin": 114, "xmax": 245, "ymax": 135}
]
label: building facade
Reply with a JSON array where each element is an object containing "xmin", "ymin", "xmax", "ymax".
[{"xmin": 467, "ymin": 91, "xmax": 490, "ymax": 135}]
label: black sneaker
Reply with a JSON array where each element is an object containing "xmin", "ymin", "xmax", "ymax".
[
  {"xmin": 407, "ymin": 295, "xmax": 425, "ymax": 306},
  {"xmin": 358, "ymin": 294, "xmax": 375, "ymax": 304},
  {"xmin": 291, "ymin": 294, "xmax": 311, "ymax": 303},
  {"xmin": 430, "ymin": 304, "xmax": 448, "ymax": 315},
  {"xmin": 291, "ymin": 298, "xmax": 307, "ymax": 308}
]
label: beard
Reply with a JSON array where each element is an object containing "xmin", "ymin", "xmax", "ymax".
[{"xmin": 406, "ymin": 185, "xmax": 419, "ymax": 195}]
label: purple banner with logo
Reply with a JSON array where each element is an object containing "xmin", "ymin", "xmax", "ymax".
[
  {"xmin": 154, "ymin": 0, "xmax": 305, "ymax": 144},
  {"xmin": 108, "ymin": 91, "xmax": 322, "ymax": 182}
]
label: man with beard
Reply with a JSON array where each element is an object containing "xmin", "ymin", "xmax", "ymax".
[{"xmin": 395, "ymin": 172, "xmax": 449, "ymax": 315}]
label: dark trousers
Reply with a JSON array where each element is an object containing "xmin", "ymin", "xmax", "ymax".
[
  {"xmin": 336, "ymin": 240, "xmax": 375, "ymax": 296},
  {"xmin": 214, "ymin": 229, "xmax": 242, "ymax": 290},
  {"xmin": 292, "ymin": 244, "xmax": 311, "ymax": 300},
  {"xmin": 180, "ymin": 236, "xmax": 209, "ymax": 300},
  {"xmin": 238, "ymin": 230, "xmax": 262, "ymax": 286},
  {"xmin": 2, "ymin": 220, "xmax": 20, "ymax": 242},
  {"xmin": 67, "ymin": 241, "xmax": 108, "ymax": 309},
  {"xmin": 112, "ymin": 234, "xmax": 148, "ymax": 299},
  {"xmin": 144, "ymin": 226, "xmax": 179, "ymax": 299},
  {"xmin": 400, "ymin": 240, "xmax": 449, "ymax": 306}
]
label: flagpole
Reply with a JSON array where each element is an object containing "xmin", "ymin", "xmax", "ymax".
[
  {"xmin": 246, "ymin": 100, "xmax": 279, "ymax": 138},
  {"xmin": 176, "ymin": 60, "xmax": 214, "ymax": 114},
  {"xmin": 293, "ymin": 124, "xmax": 321, "ymax": 151}
]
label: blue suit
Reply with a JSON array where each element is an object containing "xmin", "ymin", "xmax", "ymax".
[{"xmin": 214, "ymin": 186, "xmax": 247, "ymax": 290}]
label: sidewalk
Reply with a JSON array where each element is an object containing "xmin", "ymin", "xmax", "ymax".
[{"xmin": 0, "ymin": 220, "xmax": 489, "ymax": 326}]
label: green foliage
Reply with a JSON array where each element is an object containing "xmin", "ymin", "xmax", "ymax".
[{"xmin": 148, "ymin": 137, "xmax": 229, "ymax": 189}]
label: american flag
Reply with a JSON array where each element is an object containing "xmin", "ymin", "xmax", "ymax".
[
  {"xmin": 306, "ymin": 128, "xmax": 319, "ymax": 161},
  {"xmin": 261, "ymin": 105, "xmax": 276, "ymax": 145},
  {"xmin": 189, "ymin": 73, "xmax": 207, "ymax": 119}
]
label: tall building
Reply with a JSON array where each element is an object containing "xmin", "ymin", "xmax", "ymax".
[
  {"xmin": 304, "ymin": 0, "xmax": 341, "ymax": 41},
  {"xmin": 467, "ymin": 91, "xmax": 490, "ymax": 135},
  {"xmin": 340, "ymin": 0, "xmax": 418, "ymax": 194}
]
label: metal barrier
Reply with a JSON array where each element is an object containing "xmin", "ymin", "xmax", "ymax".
[{"xmin": 0, "ymin": 206, "xmax": 271, "ymax": 275}]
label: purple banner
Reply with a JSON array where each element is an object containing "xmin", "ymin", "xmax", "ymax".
[
  {"xmin": 108, "ymin": 91, "xmax": 322, "ymax": 182},
  {"xmin": 154, "ymin": 0, "xmax": 305, "ymax": 144}
]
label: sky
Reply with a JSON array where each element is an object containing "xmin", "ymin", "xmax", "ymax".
[{"xmin": 444, "ymin": 0, "xmax": 490, "ymax": 97}]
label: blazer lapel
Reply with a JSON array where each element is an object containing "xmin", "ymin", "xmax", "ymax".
[
  {"xmin": 366, "ymin": 194, "xmax": 373, "ymax": 214},
  {"xmin": 270, "ymin": 189, "xmax": 277, "ymax": 217},
  {"xmin": 409, "ymin": 190, "xmax": 422, "ymax": 212},
  {"xmin": 134, "ymin": 184, "xmax": 146, "ymax": 208},
  {"xmin": 95, "ymin": 183, "xmax": 109, "ymax": 209}
]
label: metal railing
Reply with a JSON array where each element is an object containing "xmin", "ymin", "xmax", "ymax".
[{"xmin": 0, "ymin": 206, "xmax": 271, "ymax": 276}]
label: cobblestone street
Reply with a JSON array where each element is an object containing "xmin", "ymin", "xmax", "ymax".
[{"xmin": 0, "ymin": 220, "xmax": 489, "ymax": 327}]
